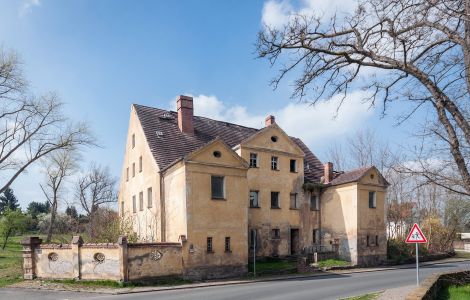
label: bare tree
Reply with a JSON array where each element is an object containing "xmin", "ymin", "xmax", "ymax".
[
  {"xmin": 40, "ymin": 150, "xmax": 77, "ymax": 242},
  {"xmin": 75, "ymin": 164, "xmax": 116, "ymax": 239},
  {"xmin": 257, "ymin": 0, "xmax": 470, "ymax": 195},
  {"xmin": 0, "ymin": 47, "xmax": 94, "ymax": 194}
]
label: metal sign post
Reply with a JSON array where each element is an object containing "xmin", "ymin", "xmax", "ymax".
[{"xmin": 405, "ymin": 223, "xmax": 427, "ymax": 286}]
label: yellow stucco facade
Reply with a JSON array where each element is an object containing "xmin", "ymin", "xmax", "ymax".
[{"xmin": 118, "ymin": 101, "xmax": 388, "ymax": 278}]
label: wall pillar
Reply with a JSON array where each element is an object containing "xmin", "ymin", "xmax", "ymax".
[
  {"xmin": 71, "ymin": 236, "xmax": 83, "ymax": 279},
  {"xmin": 20, "ymin": 237, "xmax": 42, "ymax": 280},
  {"xmin": 118, "ymin": 236, "xmax": 128, "ymax": 282}
]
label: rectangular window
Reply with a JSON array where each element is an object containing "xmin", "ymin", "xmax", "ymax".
[
  {"xmin": 313, "ymin": 229, "xmax": 320, "ymax": 244},
  {"xmin": 211, "ymin": 176, "xmax": 225, "ymax": 199},
  {"xmin": 250, "ymin": 229, "xmax": 256, "ymax": 248},
  {"xmin": 271, "ymin": 156, "xmax": 278, "ymax": 170},
  {"xmin": 147, "ymin": 187, "xmax": 153, "ymax": 208},
  {"xmin": 249, "ymin": 191, "xmax": 259, "ymax": 208},
  {"xmin": 290, "ymin": 193, "xmax": 298, "ymax": 209},
  {"xmin": 272, "ymin": 229, "xmax": 280, "ymax": 239},
  {"xmin": 290, "ymin": 159, "xmax": 296, "ymax": 172},
  {"xmin": 310, "ymin": 194, "xmax": 320, "ymax": 210},
  {"xmin": 249, "ymin": 153, "xmax": 258, "ymax": 168},
  {"xmin": 132, "ymin": 163, "xmax": 135, "ymax": 177},
  {"xmin": 139, "ymin": 191, "xmax": 144, "ymax": 211},
  {"xmin": 366, "ymin": 235, "xmax": 370, "ymax": 247},
  {"xmin": 132, "ymin": 134, "xmax": 135, "ymax": 148},
  {"xmin": 369, "ymin": 191, "xmax": 376, "ymax": 208},
  {"xmin": 271, "ymin": 192, "xmax": 280, "ymax": 208},
  {"xmin": 121, "ymin": 201, "xmax": 124, "ymax": 217},
  {"xmin": 126, "ymin": 168, "xmax": 129, "ymax": 182},
  {"xmin": 375, "ymin": 235, "xmax": 379, "ymax": 246},
  {"xmin": 207, "ymin": 237, "xmax": 213, "ymax": 253},
  {"xmin": 225, "ymin": 237, "xmax": 231, "ymax": 252},
  {"xmin": 132, "ymin": 195, "xmax": 136, "ymax": 213},
  {"xmin": 139, "ymin": 156, "xmax": 143, "ymax": 173}
]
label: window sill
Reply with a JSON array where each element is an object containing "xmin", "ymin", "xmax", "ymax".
[
  {"xmin": 271, "ymin": 169, "xmax": 280, "ymax": 171},
  {"xmin": 212, "ymin": 198, "xmax": 226, "ymax": 201},
  {"xmin": 249, "ymin": 166, "xmax": 259, "ymax": 169},
  {"xmin": 206, "ymin": 251, "xmax": 214, "ymax": 254},
  {"xmin": 310, "ymin": 208, "xmax": 320, "ymax": 211},
  {"xmin": 250, "ymin": 206, "xmax": 261, "ymax": 209},
  {"xmin": 369, "ymin": 207, "xmax": 377, "ymax": 209},
  {"xmin": 290, "ymin": 171, "xmax": 298, "ymax": 173},
  {"xmin": 271, "ymin": 207, "xmax": 281, "ymax": 209},
  {"xmin": 289, "ymin": 208, "xmax": 300, "ymax": 210}
]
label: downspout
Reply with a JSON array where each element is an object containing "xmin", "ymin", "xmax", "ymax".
[{"xmin": 159, "ymin": 171, "xmax": 166, "ymax": 242}]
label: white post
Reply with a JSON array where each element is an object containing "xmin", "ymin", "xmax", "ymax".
[
  {"xmin": 416, "ymin": 243, "xmax": 419, "ymax": 286},
  {"xmin": 253, "ymin": 230, "xmax": 256, "ymax": 277}
]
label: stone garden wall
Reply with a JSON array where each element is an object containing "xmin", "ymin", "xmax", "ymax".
[{"xmin": 21, "ymin": 236, "xmax": 182, "ymax": 282}]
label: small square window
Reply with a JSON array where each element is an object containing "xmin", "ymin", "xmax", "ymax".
[
  {"xmin": 290, "ymin": 159, "xmax": 296, "ymax": 172},
  {"xmin": 272, "ymin": 229, "xmax": 280, "ymax": 239},
  {"xmin": 271, "ymin": 156, "xmax": 278, "ymax": 170},
  {"xmin": 207, "ymin": 237, "xmax": 213, "ymax": 253},
  {"xmin": 139, "ymin": 156, "xmax": 143, "ymax": 173},
  {"xmin": 132, "ymin": 195, "xmax": 136, "ymax": 213},
  {"xmin": 139, "ymin": 191, "xmax": 143, "ymax": 211},
  {"xmin": 147, "ymin": 187, "xmax": 153, "ymax": 208},
  {"xmin": 211, "ymin": 176, "xmax": 225, "ymax": 199},
  {"xmin": 225, "ymin": 237, "xmax": 231, "ymax": 252},
  {"xmin": 310, "ymin": 194, "xmax": 320, "ymax": 210},
  {"xmin": 250, "ymin": 191, "xmax": 259, "ymax": 208},
  {"xmin": 271, "ymin": 192, "xmax": 280, "ymax": 208},
  {"xmin": 369, "ymin": 191, "xmax": 376, "ymax": 208},
  {"xmin": 290, "ymin": 193, "xmax": 298, "ymax": 209},
  {"xmin": 249, "ymin": 153, "xmax": 258, "ymax": 168}
]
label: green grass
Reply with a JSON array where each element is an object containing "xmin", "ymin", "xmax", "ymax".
[
  {"xmin": 454, "ymin": 250, "xmax": 470, "ymax": 259},
  {"xmin": 317, "ymin": 259, "xmax": 350, "ymax": 268},
  {"xmin": 0, "ymin": 235, "xmax": 24, "ymax": 287},
  {"xmin": 45, "ymin": 277, "xmax": 192, "ymax": 288},
  {"xmin": 341, "ymin": 292, "xmax": 382, "ymax": 300},
  {"xmin": 437, "ymin": 284, "xmax": 470, "ymax": 300},
  {"xmin": 248, "ymin": 258, "xmax": 297, "ymax": 273}
]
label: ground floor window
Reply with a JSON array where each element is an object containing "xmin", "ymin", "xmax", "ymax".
[
  {"xmin": 225, "ymin": 237, "xmax": 231, "ymax": 252},
  {"xmin": 272, "ymin": 228, "xmax": 280, "ymax": 239},
  {"xmin": 207, "ymin": 237, "xmax": 213, "ymax": 253}
]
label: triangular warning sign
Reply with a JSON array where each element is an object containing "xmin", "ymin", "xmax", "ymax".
[{"xmin": 405, "ymin": 223, "xmax": 427, "ymax": 243}]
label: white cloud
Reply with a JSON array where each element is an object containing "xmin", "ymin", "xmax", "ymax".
[
  {"xmin": 261, "ymin": 0, "xmax": 358, "ymax": 29},
  {"xmin": 172, "ymin": 90, "xmax": 374, "ymax": 149},
  {"xmin": 19, "ymin": 0, "xmax": 41, "ymax": 17}
]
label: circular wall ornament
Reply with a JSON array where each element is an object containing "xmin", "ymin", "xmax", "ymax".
[
  {"xmin": 150, "ymin": 250, "xmax": 163, "ymax": 261},
  {"xmin": 48, "ymin": 252, "xmax": 58, "ymax": 261},
  {"xmin": 93, "ymin": 252, "xmax": 106, "ymax": 263}
]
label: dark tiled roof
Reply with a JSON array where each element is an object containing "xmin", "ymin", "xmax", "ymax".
[
  {"xmin": 133, "ymin": 104, "xmax": 324, "ymax": 182},
  {"xmin": 329, "ymin": 166, "xmax": 373, "ymax": 186}
]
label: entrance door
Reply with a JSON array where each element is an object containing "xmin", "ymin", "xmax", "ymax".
[{"xmin": 290, "ymin": 229, "xmax": 300, "ymax": 255}]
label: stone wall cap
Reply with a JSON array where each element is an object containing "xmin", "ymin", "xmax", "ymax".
[{"xmin": 71, "ymin": 236, "xmax": 84, "ymax": 245}]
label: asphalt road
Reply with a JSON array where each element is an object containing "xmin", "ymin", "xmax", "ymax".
[{"xmin": 2, "ymin": 261, "xmax": 470, "ymax": 300}]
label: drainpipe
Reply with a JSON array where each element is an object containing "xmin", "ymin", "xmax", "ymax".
[{"xmin": 159, "ymin": 171, "xmax": 166, "ymax": 242}]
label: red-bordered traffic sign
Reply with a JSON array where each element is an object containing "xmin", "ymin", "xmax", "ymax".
[{"xmin": 405, "ymin": 223, "xmax": 427, "ymax": 243}]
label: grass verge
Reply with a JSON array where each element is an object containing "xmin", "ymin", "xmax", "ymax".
[
  {"xmin": 317, "ymin": 259, "xmax": 350, "ymax": 268},
  {"xmin": 437, "ymin": 284, "xmax": 470, "ymax": 300},
  {"xmin": 0, "ymin": 235, "xmax": 24, "ymax": 287}
]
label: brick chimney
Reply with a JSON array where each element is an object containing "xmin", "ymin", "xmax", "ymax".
[
  {"xmin": 265, "ymin": 115, "xmax": 275, "ymax": 127},
  {"xmin": 324, "ymin": 162, "xmax": 333, "ymax": 183},
  {"xmin": 177, "ymin": 95, "xmax": 194, "ymax": 135}
]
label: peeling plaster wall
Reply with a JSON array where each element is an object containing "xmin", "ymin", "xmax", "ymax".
[
  {"xmin": 118, "ymin": 106, "xmax": 161, "ymax": 242},
  {"xmin": 80, "ymin": 247, "xmax": 120, "ymax": 280},
  {"xmin": 35, "ymin": 246, "xmax": 74, "ymax": 279},
  {"xmin": 127, "ymin": 243, "xmax": 183, "ymax": 280}
]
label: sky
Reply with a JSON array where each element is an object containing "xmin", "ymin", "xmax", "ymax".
[{"xmin": 0, "ymin": 0, "xmax": 423, "ymax": 209}]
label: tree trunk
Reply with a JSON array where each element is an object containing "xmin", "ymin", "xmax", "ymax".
[
  {"xmin": 2, "ymin": 228, "xmax": 12, "ymax": 250},
  {"xmin": 464, "ymin": 0, "xmax": 470, "ymax": 93},
  {"xmin": 46, "ymin": 198, "xmax": 58, "ymax": 243}
]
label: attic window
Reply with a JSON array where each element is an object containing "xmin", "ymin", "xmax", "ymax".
[
  {"xmin": 271, "ymin": 136, "xmax": 278, "ymax": 142},
  {"xmin": 213, "ymin": 151, "xmax": 222, "ymax": 158},
  {"xmin": 370, "ymin": 174, "xmax": 375, "ymax": 179}
]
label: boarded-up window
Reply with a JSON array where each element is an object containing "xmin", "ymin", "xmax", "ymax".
[
  {"xmin": 271, "ymin": 192, "xmax": 280, "ymax": 208},
  {"xmin": 147, "ymin": 187, "xmax": 153, "ymax": 208},
  {"xmin": 250, "ymin": 191, "xmax": 259, "ymax": 208},
  {"xmin": 290, "ymin": 193, "xmax": 298, "ymax": 209},
  {"xmin": 211, "ymin": 176, "xmax": 224, "ymax": 199}
]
